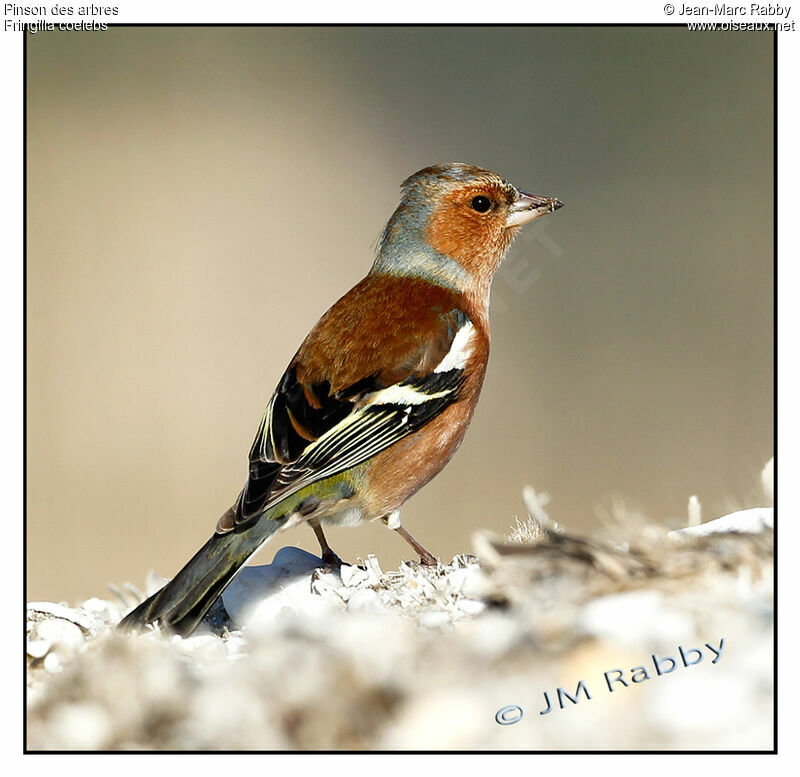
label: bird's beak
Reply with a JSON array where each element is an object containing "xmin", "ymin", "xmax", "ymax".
[{"xmin": 506, "ymin": 191, "xmax": 564, "ymax": 228}]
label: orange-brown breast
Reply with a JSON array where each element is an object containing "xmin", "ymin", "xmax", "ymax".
[
  {"xmin": 362, "ymin": 352, "xmax": 485, "ymax": 518},
  {"xmin": 291, "ymin": 272, "xmax": 491, "ymax": 518},
  {"xmin": 360, "ymin": 324, "xmax": 490, "ymax": 518}
]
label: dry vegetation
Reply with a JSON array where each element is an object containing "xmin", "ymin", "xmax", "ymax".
[{"xmin": 27, "ymin": 474, "xmax": 774, "ymax": 751}]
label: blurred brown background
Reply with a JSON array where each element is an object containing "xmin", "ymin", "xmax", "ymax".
[{"xmin": 26, "ymin": 27, "xmax": 774, "ymax": 603}]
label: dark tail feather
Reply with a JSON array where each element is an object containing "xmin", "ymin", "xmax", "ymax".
[{"xmin": 118, "ymin": 515, "xmax": 286, "ymax": 637}]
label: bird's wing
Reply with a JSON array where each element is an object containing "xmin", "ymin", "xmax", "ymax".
[{"xmin": 234, "ymin": 306, "xmax": 474, "ymax": 523}]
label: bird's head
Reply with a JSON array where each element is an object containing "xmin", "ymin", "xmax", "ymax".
[{"xmin": 375, "ymin": 163, "xmax": 563, "ymax": 297}]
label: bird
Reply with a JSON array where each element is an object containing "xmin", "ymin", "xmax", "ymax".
[{"xmin": 118, "ymin": 163, "xmax": 563, "ymax": 636}]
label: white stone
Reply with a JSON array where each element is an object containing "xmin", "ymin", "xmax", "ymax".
[
  {"xmin": 31, "ymin": 618, "xmax": 85, "ymax": 652},
  {"xmin": 670, "ymin": 507, "xmax": 773, "ymax": 538},
  {"xmin": 222, "ymin": 546, "xmax": 348, "ymax": 628},
  {"xmin": 27, "ymin": 602, "xmax": 94, "ymax": 632},
  {"xmin": 26, "ymin": 639, "xmax": 51, "ymax": 659},
  {"xmin": 347, "ymin": 588, "xmax": 382, "ymax": 613},
  {"xmin": 418, "ymin": 610, "xmax": 450, "ymax": 629},
  {"xmin": 456, "ymin": 598, "xmax": 486, "ymax": 616}
]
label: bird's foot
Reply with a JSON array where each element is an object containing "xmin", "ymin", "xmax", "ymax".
[
  {"xmin": 320, "ymin": 548, "xmax": 346, "ymax": 568},
  {"xmin": 394, "ymin": 525, "xmax": 437, "ymax": 567},
  {"xmin": 417, "ymin": 551, "xmax": 438, "ymax": 567}
]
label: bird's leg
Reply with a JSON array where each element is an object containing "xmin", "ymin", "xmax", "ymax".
[
  {"xmin": 309, "ymin": 520, "xmax": 344, "ymax": 567},
  {"xmin": 394, "ymin": 525, "xmax": 437, "ymax": 567}
]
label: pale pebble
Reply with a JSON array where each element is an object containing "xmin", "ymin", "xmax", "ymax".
[{"xmin": 418, "ymin": 610, "xmax": 450, "ymax": 629}]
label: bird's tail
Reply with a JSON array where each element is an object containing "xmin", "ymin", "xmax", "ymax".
[{"xmin": 117, "ymin": 513, "xmax": 287, "ymax": 637}]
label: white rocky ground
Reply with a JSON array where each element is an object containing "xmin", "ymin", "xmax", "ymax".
[{"xmin": 26, "ymin": 469, "xmax": 774, "ymax": 751}]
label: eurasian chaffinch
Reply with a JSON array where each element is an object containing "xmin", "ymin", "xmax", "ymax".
[{"xmin": 119, "ymin": 163, "xmax": 563, "ymax": 635}]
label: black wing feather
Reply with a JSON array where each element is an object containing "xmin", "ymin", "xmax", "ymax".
[{"xmin": 238, "ymin": 313, "xmax": 471, "ymax": 522}]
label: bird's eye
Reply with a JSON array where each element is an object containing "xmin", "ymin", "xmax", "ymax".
[{"xmin": 470, "ymin": 196, "xmax": 492, "ymax": 213}]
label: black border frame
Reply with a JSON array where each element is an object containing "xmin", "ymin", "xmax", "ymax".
[{"xmin": 22, "ymin": 22, "xmax": 778, "ymax": 755}]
